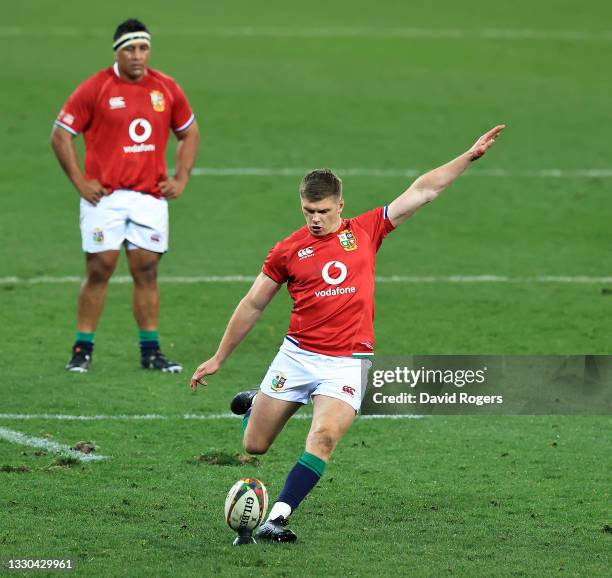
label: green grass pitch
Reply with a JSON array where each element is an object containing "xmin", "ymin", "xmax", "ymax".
[{"xmin": 1, "ymin": 0, "xmax": 611, "ymax": 576}]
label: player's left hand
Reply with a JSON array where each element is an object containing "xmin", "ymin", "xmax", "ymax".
[
  {"xmin": 190, "ymin": 356, "xmax": 222, "ymax": 391},
  {"xmin": 467, "ymin": 124, "xmax": 506, "ymax": 161},
  {"xmin": 159, "ymin": 176, "xmax": 187, "ymax": 200}
]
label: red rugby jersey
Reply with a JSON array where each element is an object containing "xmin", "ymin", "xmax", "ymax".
[
  {"xmin": 55, "ymin": 64, "xmax": 194, "ymax": 198},
  {"xmin": 262, "ymin": 207, "xmax": 395, "ymax": 357}
]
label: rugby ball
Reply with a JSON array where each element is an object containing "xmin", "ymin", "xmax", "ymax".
[{"xmin": 224, "ymin": 478, "xmax": 268, "ymax": 532}]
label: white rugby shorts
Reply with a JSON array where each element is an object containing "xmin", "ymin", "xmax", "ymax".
[
  {"xmin": 259, "ymin": 338, "xmax": 371, "ymax": 412},
  {"xmin": 80, "ymin": 189, "xmax": 169, "ymax": 253}
]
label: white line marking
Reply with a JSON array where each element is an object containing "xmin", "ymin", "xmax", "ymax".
[
  {"xmin": 0, "ymin": 426, "xmax": 108, "ymax": 462},
  {"xmin": 0, "ymin": 413, "xmax": 239, "ymax": 421},
  {"xmin": 189, "ymin": 167, "xmax": 612, "ymax": 178},
  {"xmin": 359, "ymin": 414, "xmax": 426, "ymax": 419},
  {"xmin": 1, "ymin": 275, "xmax": 611, "ymax": 285},
  {"xmin": 0, "ymin": 275, "xmax": 257, "ymax": 285},
  {"xmin": 0, "ymin": 413, "xmax": 424, "ymax": 421},
  {"xmin": 377, "ymin": 275, "xmax": 612, "ymax": 284},
  {"xmin": 1, "ymin": 27, "xmax": 611, "ymax": 42}
]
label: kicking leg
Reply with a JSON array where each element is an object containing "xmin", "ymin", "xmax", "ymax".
[{"xmin": 242, "ymin": 391, "xmax": 302, "ymax": 455}]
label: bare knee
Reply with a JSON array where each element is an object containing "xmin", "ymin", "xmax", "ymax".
[
  {"xmin": 243, "ymin": 434, "xmax": 270, "ymax": 456},
  {"xmin": 306, "ymin": 428, "xmax": 338, "ymax": 460},
  {"xmin": 85, "ymin": 258, "xmax": 116, "ymax": 285},
  {"xmin": 129, "ymin": 258, "xmax": 159, "ymax": 286}
]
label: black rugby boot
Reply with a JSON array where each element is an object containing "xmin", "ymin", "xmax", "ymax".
[
  {"xmin": 230, "ymin": 389, "xmax": 257, "ymax": 415},
  {"xmin": 255, "ymin": 516, "xmax": 297, "ymax": 543}
]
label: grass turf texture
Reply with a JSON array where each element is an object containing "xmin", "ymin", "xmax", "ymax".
[
  {"xmin": 0, "ymin": 417, "xmax": 610, "ymax": 577},
  {"xmin": 1, "ymin": 0, "xmax": 612, "ymax": 576}
]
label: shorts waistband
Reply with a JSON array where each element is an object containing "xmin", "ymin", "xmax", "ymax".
[{"xmin": 282, "ymin": 336, "xmax": 368, "ymax": 363}]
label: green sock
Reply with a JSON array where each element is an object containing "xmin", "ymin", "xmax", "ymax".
[
  {"xmin": 241, "ymin": 408, "xmax": 252, "ymax": 433},
  {"xmin": 298, "ymin": 451, "xmax": 327, "ymax": 477},
  {"xmin": 76, "ymin": 331, "xmax": 95, "ymax": 343},
  {"xmin": 138, "ymin": 329, "xmax": 160, "ymax": 343}
]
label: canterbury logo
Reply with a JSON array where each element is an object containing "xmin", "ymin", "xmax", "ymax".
[
  {"xmin": 109, "ymin": 96, "xmax": 126, "ymax": 109},
  {"xmin": 322, "ymin": 261, "xmax": 347, "ymax": 285},
  {"xmin": 298, "ymin": 246, "xmax": 314, "ymax": 259}
]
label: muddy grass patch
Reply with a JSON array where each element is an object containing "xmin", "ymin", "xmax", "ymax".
[
  {"xmin": 0, "ymin": 465, "xmax": 31, "ymax": 473},
  {"xmin": 72, "ymin": 441, "xmax": 97, "ymax": 454},
  {"xmin": 192, "ymin": 450, "xmax": 259, "ymax": 466},
  {"xmin": 49, "ymin": 456, "xmax": 81, "ymax": 468}
]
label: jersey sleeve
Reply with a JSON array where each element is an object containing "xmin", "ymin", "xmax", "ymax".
[
  {"xmin": 262, "ymin": 242, "xmax": 289, "ymax": 284},
  {"xmin": 54, "ymin": 79, "xmax": 97, "ymax": 136},
  {"xmin": 170, "ymin": 80, "xmax": 195, "ymax": 133},
  {"xmin": 352, "ymin": 206, "xmax": 396, "ymax": 251}
]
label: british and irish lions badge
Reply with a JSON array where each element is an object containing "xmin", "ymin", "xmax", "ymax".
[
  {"xmin": 271, "ymin": 372, "xmax": 287, "ymax": 392},
  {"xmin": 150, "ymin": 90, "xmax": 165, "ymax": 112},
  {"xmin": 337, "ymin": 229, "xmax": 357, "ymax": 251}
]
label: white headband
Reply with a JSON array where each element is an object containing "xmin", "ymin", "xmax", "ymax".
[{"xmin": 113, "ymin": 31, "xmax": 151, "ymax": 52}]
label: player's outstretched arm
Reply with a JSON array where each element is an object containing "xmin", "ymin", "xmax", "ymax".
[
  {"xmin": 190, "ymin": 273, "xmax": 281, "ymax": 390},
  {"xmin": 387, "ymin": 124, "xmax": 505, "ymax": 227}
]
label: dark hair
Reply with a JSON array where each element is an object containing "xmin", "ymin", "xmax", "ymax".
[
  {"xmin": 113, "ymin": 19, "xmax": 148, "ymax": 41},
  {"xmin": 299, "ymin": 169, "xmax": 342, "ymax": 202}
]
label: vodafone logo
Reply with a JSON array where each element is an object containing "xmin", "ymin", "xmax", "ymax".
[
  {"xmin": 129, "ymin": 118, "xmax": 152, "ymax": 143},
  {"xmin": 315, "ymin": 261, "xmax": 355, "ymax": 297},
  {"xmin": 322, "ymin": 261, "xmax": 347, "ymax": 285},
  {"xmin": 298, "ymin": 246, "xmax": 314, "ymax": 259},
  {"xmin": 124, "ymin": 118, "xmax": 156, "ymax": 153},
  {"xmin": 316, "ymin": 260, "xmax": 355, "ymax": 297}
]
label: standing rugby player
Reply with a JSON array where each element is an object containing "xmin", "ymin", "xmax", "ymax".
[
  {"xmin": 51, "ymin": 19, "xmax": 199, "ymax": 373},
  {"xmin": 191, "ymin": 125, "xmax": 504, "ymax": 541}
]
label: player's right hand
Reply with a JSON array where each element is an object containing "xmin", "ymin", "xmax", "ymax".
[
  {"xmin": 78, "ymin": 179, "xmax": 110, "ymax": 206},
  {"xmin": 190, "ymin": 356, "xmax": 222, "ymax": 391}
]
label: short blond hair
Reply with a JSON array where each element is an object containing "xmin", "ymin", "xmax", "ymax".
[{"xmin": 299, "ymin": 169, "xmax": 342, "ymax": 202}]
